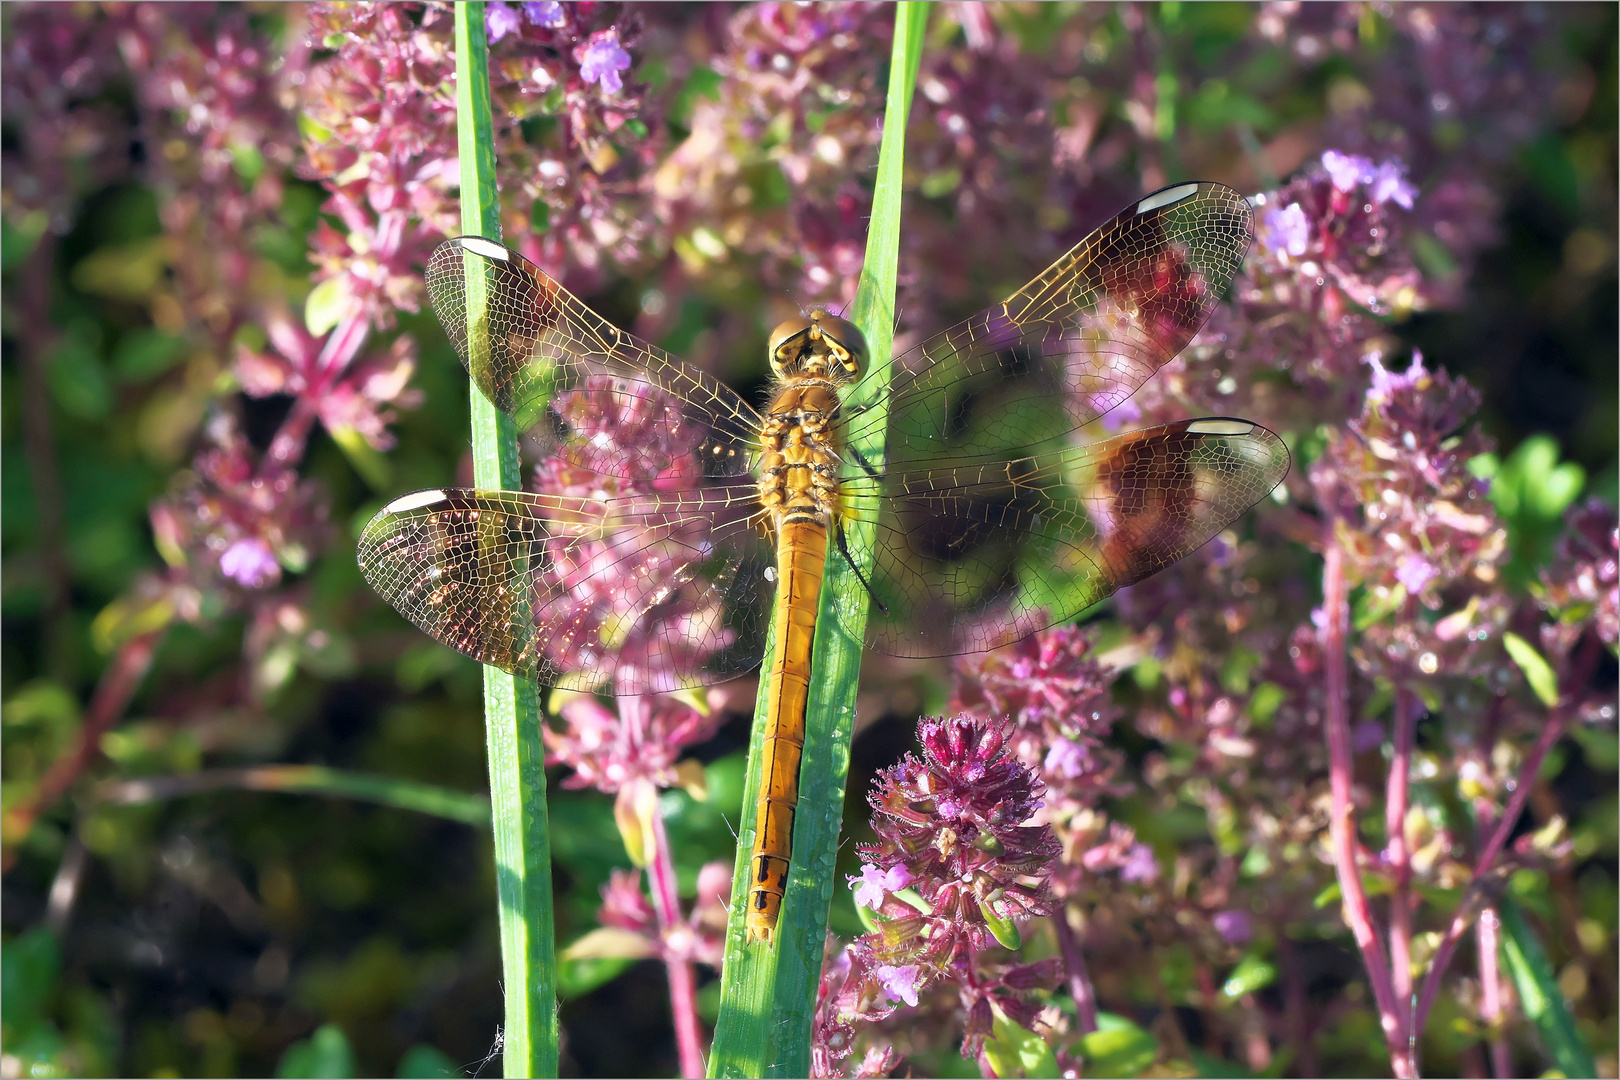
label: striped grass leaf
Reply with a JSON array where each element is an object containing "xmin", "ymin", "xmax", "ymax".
[{"xmin": 708, "ymin": 5, "xmax": 931, "ymax": 1076}]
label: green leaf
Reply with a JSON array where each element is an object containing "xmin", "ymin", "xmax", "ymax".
[
  {"xmin": 395, "ymin": 1045, "xmax": 459, "ymax": 1079},
  {"xmin": 1074, "ymin": 1013, "xmax": 1158, "ymax": 1078},
  {"xmin": 985, "ymin": 1008, "xmax": 1060, "ymax": 1078},
  {"xmin": 1498, "ymin": 895, "xmax": 1597, "ymax": 1079},
  {"xmin": 304, "ymin": 275, "xmax": 355, "ymax": 337},
  {"xmin": 1, "ymin": 209, "xmax": 49, "ymax": 272},
  {"xmin": 1480, "ymin": 437, "xmax": 1587, "ymax": 586},
  {"xmin": 1189, "ymin": 1048, "xmax": 1256, "ymax": 1077},
  {"xmin": 3, "ymin": 681, "xmax": 80, "ymax": 730},
  {"xmin": 329, "ymin": 425, "xmax": 392, "ymax": 489},
  {"xmin": 1503, "ymin": 631, "xmax": 1560, "ymax": 708},
  {"xmin": 69, "ymin": 237, "xmax": 171, "ymax": 302},
  {"xmin": 230, "ymin": 141, "xmax": 266, "ymax": 183},
  {"xmin": 47, "ymin": 334, "xmax": 112, "ymax": 421},
  {"xmin": 1248, "ymin": 681, "xmax": 1286, "ymax": 725},
  {"xmin": 979, "ymin": 895, "xmax": 1024, "ymax": 950},
  {"xmin": 555, "ymin": 955, "xmax": 637, "ymax": 999},
  {"xmin": 1220, "ymin": 952, "xmax": 1277, "ymax": 998},
  {"xmin": 451, "ymin": 6, "xmax": 558, "ymax": 1078},
  {"xmin": 2, "ymin": 927, "xmax": 61, "ymax": 1036},
  {"xmin": 113, "ymin": 329, "xmax": 188, "ymax": 383},
  {"xmin": 708, "ymin": 6, "xmax": 929, "ymax": 1078},
  {"xmin": 275, "ymin": 1024, "xmax": 356, "ymax": 1078}
]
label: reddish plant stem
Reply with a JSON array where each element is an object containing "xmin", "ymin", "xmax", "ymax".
[
  {"xmin": 1387, "ymin": 685, "xmax": 1416, "ymax": 1010},
  {"xmin": 1280, "ymin": 934, "xmax": 1317, "ymax": 1077},
  {"xmin": 263, "ymin": 392, "xmax": 322, "ymax": 473},
  {"xmin": 628, "ymin": 698, "xmax": 705, "ymax": 1079},
  {"xmin": 647, "ymin": 798, "xmax": 706, "ymax": 1078},
  {"xmin": 1475, "ymin": 904, "xmax": 1512, "ymax": 1078},
  {"xmin": 1120, "ymin": 3, "xmax": 1166, "ymax": 191},
  {"xmin": 16, "ymin": 232, "xmax": 74, "ymax": 679},
  {"xmin": 1053, "ymin": 906, "xmax": 1099, "ymax": 1034},
  {"xmin": 1411, "ymin": 633, "xmax": 1600, "ymax": 1037},
  {"xmin": 1, "ymin": 630, "xmax": 163, "ymax": 872},
  {"xmin": 1320, "ymin": 538, "xmax": 1413, "ymax": 1077}
]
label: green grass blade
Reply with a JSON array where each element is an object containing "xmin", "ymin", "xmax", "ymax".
[
  {"xmin": 1498, "ymin": 895, "xmax": 1596, "ymax": 1078},
  {"xmin": 97, "ymin": 766, "xmax": 492, "ymax": 826},
  {"xmin": 452, "ymin": 6, "xmax": 559, "ymax": 1076},
  {"xmin": 709, "ymin": 5, "xmax": 929, "ymax": 1076}
]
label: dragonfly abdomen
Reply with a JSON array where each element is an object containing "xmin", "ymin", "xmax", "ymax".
[
  {"xmin": 747, "ymin": 514, "xmax": 827, "ymax": 942},
  {"xmin": 748, "ymin": 379, "xmax": 844, "ymax": 943}
]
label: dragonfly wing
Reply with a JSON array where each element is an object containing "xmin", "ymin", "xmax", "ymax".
[
  {"xmin": 425, "ymin": 236, "xmax": 763, "ymax": 480},
  {"xmin": 843, "ymin": 182, "xmax": 1253, "ymax": 460},
  {"xmin": 358, "ymin": 483, "xmax": 774, "ymax": 694},
  {"xmin": 841, "ymin": 418, "xmax": 1290, "ymax": 657}
]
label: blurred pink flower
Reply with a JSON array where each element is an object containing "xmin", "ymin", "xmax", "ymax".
[
  {"xmin": 1320, "ymin": 149, "xmax": 1416, "ymax": 208},
  {"xmin": 1212, "ymin": 909, "xmax": 1254, "ymax": 945},
  {"xmin": 577, "ymin": 28, "xmax": 632, "ymax": 94},
  {"xmin": 544, "ymin": 693, "xmax": 723, "ymax": 794},
  {"xmin": 1260, "ymin": 201, "xmax": 1311, "ymax": 258},
  {"xmin": 1120, "ymin": 843, "xmax": 1159, "ymax": 884},
  {"xmin": 485, "ymin": 0, "xmax": 523, "ymax": 42},
  {"xmin": 524, "ymin": 2, "xmax": 568, "ymax": 29},
  {"xmin": 219, "ymin": 537, "xmax": 279, "ymax": 589}
]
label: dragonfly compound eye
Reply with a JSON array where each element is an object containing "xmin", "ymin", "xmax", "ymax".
[
  {"xmin": 767, "ymin": 312, "xmax": 868, "ymax": 381},
  {"xmin": 811, "ymin": 312, "xmax": 867, "ymax": 379},
  {"xmin": 767, "ymin": 316, "xmax": 814, "ymax": 377}
]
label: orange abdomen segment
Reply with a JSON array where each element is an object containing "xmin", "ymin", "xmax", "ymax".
[{"xmin": 745, "ymin": 517, "xmax": 828, "ymax": 944}]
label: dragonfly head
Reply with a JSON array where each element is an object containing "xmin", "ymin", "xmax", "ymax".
[{"xmin": 767, "ymin": 309, "xmax": 867, "ymax": 384}]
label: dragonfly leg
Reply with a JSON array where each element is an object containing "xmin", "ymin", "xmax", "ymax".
[
  {"xmin": 835, "ymin": 517, "xmax": 888, "ymax": 616},
  {"xmin": 847, "ymin": 444, "xmax": 884, "ymax": 481},
  {"xmin": 842, "ymin": 381, "xmax": 895, "ymax": 422}
]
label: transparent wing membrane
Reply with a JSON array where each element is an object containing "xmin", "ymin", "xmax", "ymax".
[
  {"xmin": 842, "ymin": 418, "xmax": 1291, "ymax": 657},
  {"xmin": 361, "ymin": 181, "xmax": 1287, "ymax": 690},
  {"xmin": 424, "ymin": 237, "xmax": 763, "ymax": 481},
  {"xmin": 358, "ymin": 485, "xmax": 773, "ymax": 694},
  {"xmin": 832, "ymin": 182, "xmax": 1276, "ymax": 654},
  {"xmin": 845, "ymin": 182, "xmax": 1254, "ymax": 457}
]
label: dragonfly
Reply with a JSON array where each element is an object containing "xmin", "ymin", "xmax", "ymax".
[{"xmin": 357, "ymin": 181, "xmax": 1290, "ymax": 944}]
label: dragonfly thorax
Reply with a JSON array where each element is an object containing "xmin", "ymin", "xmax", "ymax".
[{"xmin": 767, "ymin": 309, "xmax": 867, "ymax": 383}]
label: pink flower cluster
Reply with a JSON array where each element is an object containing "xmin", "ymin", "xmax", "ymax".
[{"xmin": 816, "ymin": 716, "xmax": 1061, "ymax": 1075}]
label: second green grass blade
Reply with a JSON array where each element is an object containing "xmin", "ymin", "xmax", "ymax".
[
  {"xmin": 708, "ymin": 5, "xmax": 930, "ymax": 1076},
  {"xmin": 452, "ymin": 6, "xmax": 559, "ymax": 1076},
  {"xmin": 1499, "ymin": 895, "xmax": 1597, "ymax": 1078}
]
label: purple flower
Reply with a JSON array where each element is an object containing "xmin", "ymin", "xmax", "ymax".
[
  {"xmin": 852, "ymin": 863, "xmax": 913, "ymax": 910},
  {"xmin": 1396, "ymin": 554, "xmax": 1439, "ymax": 595},
  {"xmin": 1119, "ymin": 842, "xmax": 1159, "ymax": 884},
  {"xmin": 1321, "ymin": 150, "xmax": 1415, "ymax": 209},
  {"xmin": 485, "ymin": 1, "xmax": 523, "ymax": 43},
  {"xmin": 1367, "ymin": 349, "xmax": 1428, "ymax": 401},
  {"xmin": 1261, "ymin": 201, "xmax": 1310, "ymax": 258},
  {"xmin": 1212, "ymin": 909, "xmax": 1254, "ymax": 945},
  {"xmin": 220, "ymin": 537, "xmax": 279, "ymax": 589},
  {"xmin": 1370, "ymin": 160, "xmax": 1417, "ymax": 209},
  {"xmin": 1322, "ymin": 149, "xmax": 1376, "ymax": 192},
  {"xmin": 1042, "ymin": 738, "xmax": 1090, "ymax": 779},
  {"xmin": 860, "ymin": 714, "xmax": 1060, "ymax": 952},
  {"xmin": 1354, "ymin": 721, "xmax": 1386, "ymax": 754},
  {"xmin": 874, "ymin": 964, "xmax": 923, "ymax": 1008},
  {"xmin": 523, "ymin": 1, "xmax": 567, "ymax": 29},
  {"xmin": 578, "ymin": 28, "xmax": 631, "ymax": 94},
  {"xmin": 544, "ymin": 692, "xmax": 725, "ymax": 793}
]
